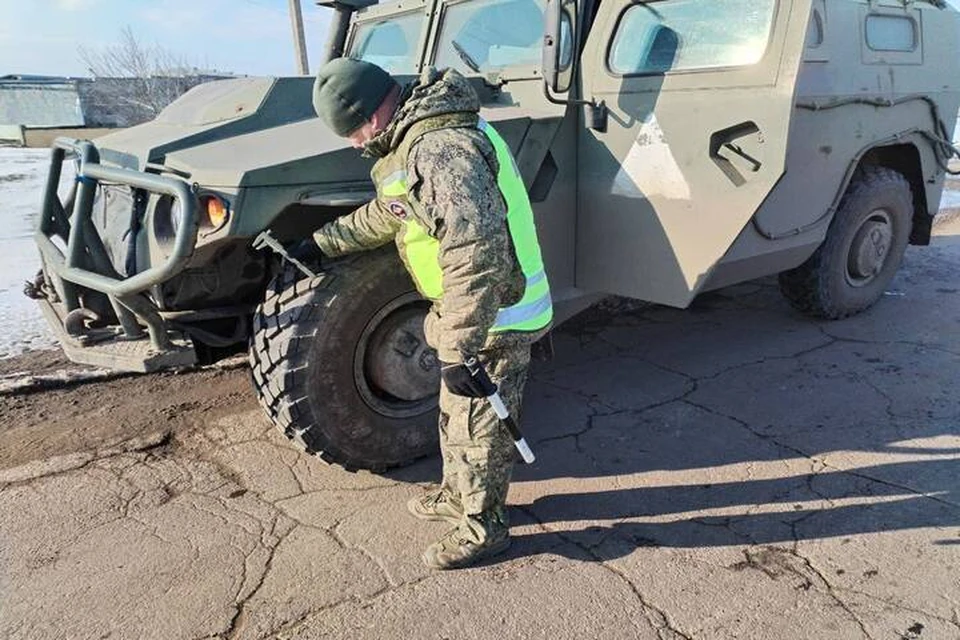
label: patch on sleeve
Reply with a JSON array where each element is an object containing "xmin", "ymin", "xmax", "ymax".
[{"xmin": 388, "ymin": 200, "xmax": 410, "ymax": 220}]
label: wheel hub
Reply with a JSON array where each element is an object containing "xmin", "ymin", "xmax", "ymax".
[
  {"xmin": 365, "ymin": 307, "xmax": 439, "ymax": 402},
  {"xmin": 846, "ymin": 210, "xmax": 893, "ymax": 287},
  {"xmin": 354, "ymin": 293, "xmax": 439, "ymax": 419}
]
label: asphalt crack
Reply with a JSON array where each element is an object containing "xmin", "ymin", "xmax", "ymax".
[
  {"xmin": 516, "ymin": 505, "xmax": 693, "ymax": 640},
  {"xmin": 329, "ymin": 519, "xmax": 397, "ymax": 588},
  {"xmin": 0, "ymin": 429, "xmax": 172, "ymax": 488},
  {"xmin": 732, "ymin": 543, "xmax": 874, "ymax": 639},
  {"xmin": 267, "ymin": 574, "xmax": 439, "ymax": 639},
  {"xmin": 832, "ymin": 583, "xmax": 960, "ymax": 633},
  {"xmin": 683, "ymin": 399, "xmax": 960, "ymax": 510},
  {"xmin": 817, "ymin": 326, "xmax": 960, "ymax": 360},
  {"xmin": 590, "ymin": 327, "xmax": 837, "ymax": 385},
  {"xmin": 224, "ymin": 525, "xmax": 295, "ymax": 640}
]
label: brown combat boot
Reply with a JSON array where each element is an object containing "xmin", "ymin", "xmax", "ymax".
[
  {"xmin": 406, "ymin": 487, "xmax": 463, "ymax": 524},
  {"xmin": 422, "ymin": 511, "xmax": 510, "ymax": 570}
]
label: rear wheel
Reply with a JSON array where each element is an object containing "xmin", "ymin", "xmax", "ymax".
[
  {"xmin": 778, "ymin": 165, "xmax": 914, "ymax": 319},
  {"xmin": 249, "ymin": 248, "xmax": 439, "ymax": 472}
]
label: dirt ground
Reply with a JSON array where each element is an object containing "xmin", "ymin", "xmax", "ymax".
[
  {"xmin": 0, "ymin": 356, "xmax": 251, "ymax": 473},
  {"xmin": 1, "ymin": 216, "xmax": 958, "ymax": 639}
]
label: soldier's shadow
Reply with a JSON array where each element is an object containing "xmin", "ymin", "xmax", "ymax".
[{"xmin": 502, "ymin": 457, "xmax": 960, "ymax": 563}]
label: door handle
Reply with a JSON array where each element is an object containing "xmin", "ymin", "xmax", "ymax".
[
  {"xmin": 720, "ymin": 142, "xmax": 762, "ymax": 172},
  {"xmin": 710, "ymin": 121, "xmax": 763, "ymax": 187}
]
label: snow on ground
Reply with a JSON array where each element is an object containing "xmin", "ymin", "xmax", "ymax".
[
  {"xmin": 939, "ymin": 187, "xmax": 960, "ymax": 210},
  {"xmin": 0, "ymin": 147, "xmax": 72, "ymax": 358}
]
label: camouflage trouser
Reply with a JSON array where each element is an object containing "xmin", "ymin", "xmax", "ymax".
[{"xmin": 437, "ymin": 342, "xmax": 530, "ymax": 523}]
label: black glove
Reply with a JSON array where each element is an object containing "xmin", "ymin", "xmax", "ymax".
[
  {"xmin": 440, "ymin": 356, "xmax": 497, "ymax": 398},
  {"xmin": 287, "ymin": 239, "xmax": 324, "ymax": 265}
]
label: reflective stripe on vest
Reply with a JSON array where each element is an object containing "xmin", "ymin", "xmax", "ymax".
[
  {"xmin": 478, "ymin": 118, "xmax": 553, "ymax": 333},
  {"xmin": 380, "ymin": 120, "xmax": 553, "ymax": 333}
]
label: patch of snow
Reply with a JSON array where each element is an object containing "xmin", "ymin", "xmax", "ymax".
[
  {"xmin": 0, "ymin": 367, "xmax": 123, "ymax": 395},
  {"xmin": 0, "ymin": 147, "xmax": 74, "ymax": 357},
  {"xmin": 938, "ymin": 188, "xmax": 960, "ymax": 211}
]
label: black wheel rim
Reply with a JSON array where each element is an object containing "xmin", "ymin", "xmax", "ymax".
[
  {"xmin": 353, "ymin": 292, "xmax": 439, "ymax": 419},
  {"xmin": 845, "ymin": 208, "xmax": 894, "ymax": 288}
]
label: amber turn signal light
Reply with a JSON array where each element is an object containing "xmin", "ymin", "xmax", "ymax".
[{"xmin": 200, "ymin": 195, "xmax": 229, "ymax": 229}]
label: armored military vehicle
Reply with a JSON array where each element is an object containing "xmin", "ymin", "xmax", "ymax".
[{"xmin": 28, "ymin": 0, "xmax": 960, "ymax": 470}]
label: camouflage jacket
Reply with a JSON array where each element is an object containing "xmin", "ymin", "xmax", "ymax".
[{"xmin": 314, "ymin": 68, "xmax": 528, "ymax": 362}]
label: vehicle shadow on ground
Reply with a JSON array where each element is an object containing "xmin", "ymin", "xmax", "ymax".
[
  {"xmin": 517, "ymin": 301, "xmax": 957, "ymax": 558},
  {"xmin": 389, "ymin": 250, "xmax": 960, "ymax": 559}
]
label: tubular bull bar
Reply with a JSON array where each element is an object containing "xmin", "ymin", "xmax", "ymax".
[{"xmin": 35, "ymin": 137, "xmax": 199, "ymax": 361}]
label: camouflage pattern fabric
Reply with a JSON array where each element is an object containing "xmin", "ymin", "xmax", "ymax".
[
  {"xmin": 313, "ymin": 66, "xmax": 545, "ymax": 551},
  {"xmin": 313, "ymin": 67, "xmax": 534, "ymax": 363},
  {"xmin": 435, "ymin": 339, "xmax": 531, "ymax": 544}
]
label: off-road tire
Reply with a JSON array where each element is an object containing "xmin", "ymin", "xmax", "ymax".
[
  {"xmin": 249, "ymin": 248, "xmax": 439, "ymax": 472},
  {"xmin": 778, "ymin": 165, "xmax": 914, "ymax": 319}
]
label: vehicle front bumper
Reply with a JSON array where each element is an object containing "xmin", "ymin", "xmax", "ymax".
[{"xmin": 31, "ymin": 137, "xmax": 200, "ymax": 372}]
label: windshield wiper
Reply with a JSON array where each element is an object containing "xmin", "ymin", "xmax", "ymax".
[{"xmin": 451, "ymin": 40, "xmax": 481, "ymax": 73}]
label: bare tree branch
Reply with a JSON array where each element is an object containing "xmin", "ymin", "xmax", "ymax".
[{"xmin": 77, "ymin": 26, "xmax": 225, "ymax": 126}]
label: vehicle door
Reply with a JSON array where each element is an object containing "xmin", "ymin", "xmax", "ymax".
[
  {"xmin": 424, "ymin": 0, "xmax": 578, "ymax": 288},
  {"xmin": 576, "ymin": 0, "xmax": 813, "ymax": 307}
]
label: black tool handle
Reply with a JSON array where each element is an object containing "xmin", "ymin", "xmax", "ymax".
[{"xmin": 463, "ymin": 355, "xmax": 536, "ymax": 464}]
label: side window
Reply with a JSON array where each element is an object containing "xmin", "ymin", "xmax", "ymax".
[
  {"xmin": 860, "ymin": 8, "xmax": 922, "ymax": 65},
  {"xmin": 806, "ymin": 9, "xmax": 824, "ymax": 49},
  {"xmin": 433, "ymin": 0, "xmax": 572, "ymax": 74},
  {"xmin": 865, "ymin": 15, "xmax": 917, "ymax": 52},
  {"xmin": 804, "ymin": 0, "xmax": 828, "ymax": 63},
  {"xmin": 349, "ymin": 13, "xmax": 425, "ymax": 74},
  {"xmin": 608, "ymin": 0, "xmax": 777, "ymax": 76}
]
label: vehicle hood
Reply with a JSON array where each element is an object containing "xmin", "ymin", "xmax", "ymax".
[
  {"xmin": 162, "ymin": 117, "xmax": 372, "ymax": 188},
  {"xmin": 93, "ymin": 76, "xmax": 317, "ymax": 171}
]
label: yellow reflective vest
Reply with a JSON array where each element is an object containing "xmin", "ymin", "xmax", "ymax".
[{"xmin": 373, "ymin": 117, "xmax": 553, "ymax": 334}]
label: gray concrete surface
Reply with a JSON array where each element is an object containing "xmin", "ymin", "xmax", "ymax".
[{"xmin": 1, "ymin": 220, "xmax": 959, "ymax": 639}]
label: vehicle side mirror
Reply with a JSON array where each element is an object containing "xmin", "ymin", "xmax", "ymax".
[{"xmin": 542, "ymin": 0, "xmax": 562, "ymax": 93}]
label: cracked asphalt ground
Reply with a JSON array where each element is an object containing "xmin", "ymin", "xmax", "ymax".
[{"xmin": 1, "ymin": 216, "xmax": 959, "ymax": 640}]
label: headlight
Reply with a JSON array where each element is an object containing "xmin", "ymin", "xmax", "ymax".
[{"xmin": 153, "ymin": 195, "xmax": 182, "ymax": 241}]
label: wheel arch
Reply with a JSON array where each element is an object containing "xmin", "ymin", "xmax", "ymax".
[
  {"xmin": 777, "ymin": 163, "xmax": 914, "ymax": 320},
  {"xmin": 857, "ymin": 140, "xmax": 933, "ymax": 246},
  {"xmin": 262, "ymin": 202, "xmax": 354, "ymax": 244}
]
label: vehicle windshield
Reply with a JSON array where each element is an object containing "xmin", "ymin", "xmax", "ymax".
[
  {"xmin": 434, "ymin": 0, "xmax": 571, "ymax": 74},
  {"xmin": 348, "ymin": 12, "xmax": 425, "ymax": 74},
  {"xmin": 348, "ymin": 0, "xmax": 571, "ymax": 76}
]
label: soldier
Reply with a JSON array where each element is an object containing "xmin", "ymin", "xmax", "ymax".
[{"xmin": 303, "ymin": 57, "xmax": 552, "ymax": 569}]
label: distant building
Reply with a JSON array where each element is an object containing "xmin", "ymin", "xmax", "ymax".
[
  {"xmin": 0, "ymin": 75, "xmax": 84, "ymax": 128},
  {"xmin": 0, "ymin": 73, "xmax": 233, "ymax": 136}
]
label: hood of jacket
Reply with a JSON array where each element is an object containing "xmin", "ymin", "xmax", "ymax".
[{"xmin": 363, "ymin": 67, "xmax": 480, "ymax": 158}]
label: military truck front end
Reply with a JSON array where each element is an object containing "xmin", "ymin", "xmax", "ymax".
[{"xmin": 29, "ymin": 73, "xmax": 365, "ymax": 370}]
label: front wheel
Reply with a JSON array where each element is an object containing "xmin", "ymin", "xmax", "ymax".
[
  {"xmin": 778, "ymin": 165, "xmax": 914, "ymax": 319},
  {"xmin": 249, "ymin": 248, "xmax": 440, "ymax": 472}
]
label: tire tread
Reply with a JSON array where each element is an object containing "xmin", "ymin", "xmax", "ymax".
[{"xmin": 248, "ymin": 255, "xmax": 426, "ymax": 472}]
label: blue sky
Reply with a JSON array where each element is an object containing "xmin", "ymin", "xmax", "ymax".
[
  {"xmin": 4, "ymin": 0, "xmax": 960, "ymax": 78},
  {"xmin": 0, "ymin": 0, "xmax": 333, "ymax": 77}
]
